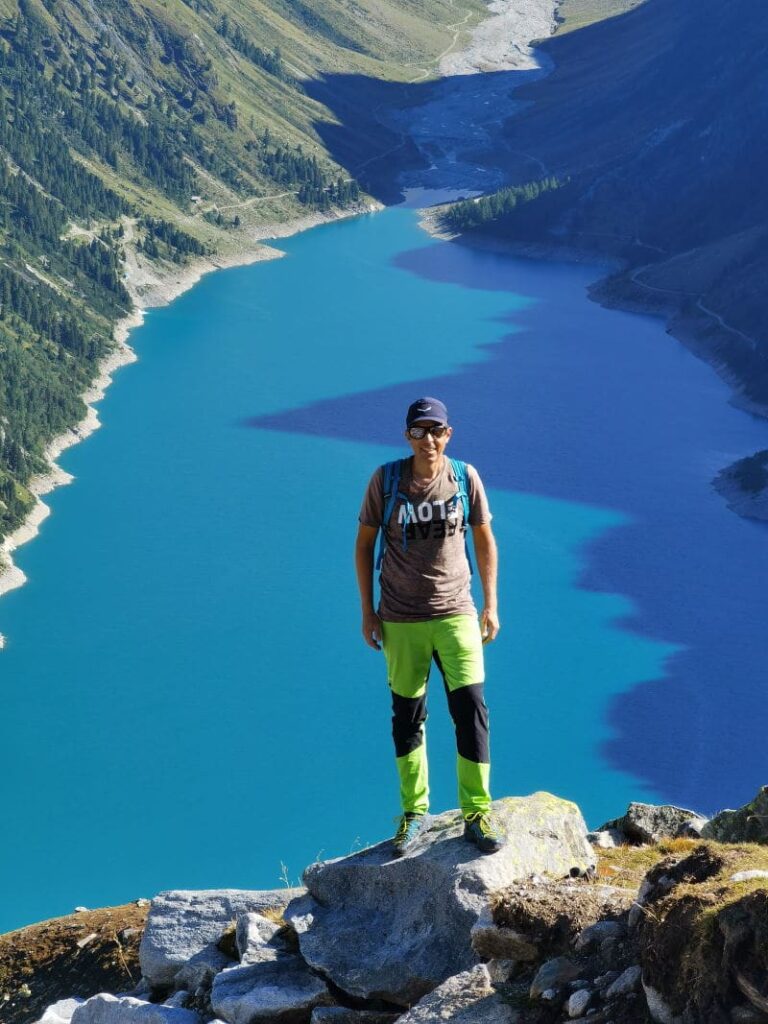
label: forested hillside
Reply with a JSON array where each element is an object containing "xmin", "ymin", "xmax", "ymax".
[
  {"xmin": 0, "ymin": 0, "xmax": 483, "ymax": 548},
  {"xmin": 442, "ymin": 0, "xmax": 768, "ymax": 405}
]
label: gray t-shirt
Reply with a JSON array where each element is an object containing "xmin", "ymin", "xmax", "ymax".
[{"xmin": 359, "ymin": 456, "xmax": 492, "ymax": 622}]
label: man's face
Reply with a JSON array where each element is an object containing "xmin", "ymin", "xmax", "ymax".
[{"xmin": 405, "ymin": 419, "xmax": 453, "ymax": 464}]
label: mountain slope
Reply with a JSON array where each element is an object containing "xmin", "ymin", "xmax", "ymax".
[
  {"xmin": 0, "ymin": 0, "xmax": 484, "ymax": 550},
  {"xmin": 444, "ymin": 0, "xmax": 768, "ymax": 405}
]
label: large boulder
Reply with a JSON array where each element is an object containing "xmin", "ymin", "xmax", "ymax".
[
  {"xmin": 71, "ymin": 995, "xmax": 201, "ymax": 1024},
  {"xmin": 286, "ymin": 794, "xmax": 594, "ymax": 1006},
  {"xmin": 702, "ymin": 786, "xmax": 768, "ymax": 843},
  {"xmin": 139, "ymin": 888, "xmax": 303, "ymax": 988},
  {"xmin": 396, "ymin": 965, "xmax": 518, "ymax": 1023},
  {"xmin": 598, "ymin": 802, "xmax": 706, "ymax": 844},
  {"xmin": 210, "ymin": 958, "xmax": 332, "ymax": 1024}
]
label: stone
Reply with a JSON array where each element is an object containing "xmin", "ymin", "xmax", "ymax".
[
  {"xmin": 311, "ymin": 1011, "xmax": 400, "ymax": 1024},
  {"xmin": 731, "ymin": 870, "xmax": 768, "ymax": 883},
  {"xmin": 736, "ymin": 972, "xmax": 768, "ymax": 1016},
  {"xmin": 471, "ymin": 907, "xmax": 538, "ymax": 961},
  {"xmin": 599, "ymin": 803, "xmax": 705, "ymax": 845},
  {"xmin": 605, "ymin": 965, "xmax": 641, "ymax": 999},
  {"xmin": 139, "ymin": 888, "xmax": 304, "ymax": 988},
  {"xmin": 162, "ymin": 994, "xmax": 189, "ymax": 1009},
  {"xmin": 287, "ymin": 794, "xmax": 594, "ymax": 1006},
  {"xmin": 575, "ymin": 920, "xmax": 625, "ymax": 950},
  {"xmin": 71, "ymin": 994, "xmax": 202, "ymax": 1024},
  {"xmin": 702, "ymin": 787, "xmax": 768, "ymax": 843},
  {"xmin": 35, "ymin": 999, "xmax": 84, "ymax": 1024},
  {"xmin": 642, "ymin": 981, "xmax": 681, "ymax": 1024},
  {"xmin": 486, "ymin": 959, "xmax": 515, "ymax": 983},
  {"xmin": 587, "ymin": 830, "xmax": 622, "ymax": 850},
  {"xmin": 396, "ymin": 965, "xmax": 518, "ymax": 1023},
  {"xmin": 595, "ymin": 972, "xmax": 619, "ymax": 992},
  {"xmin": 676, "ymin": 816, "xmax": 708, "ymax": 839},
  {"xmin": 567, "ymin": 989, "xmax": 591, "ymax": 1018},
  {"xmin": 530, "ymin": 957, "xmax": 581, "ymax": 998},
  {"xmin": 210, "ymin": 958, "xmax": 332, "ymax": 1024},
  {"xmin": 176, "ymin": 947, "xmax": 235, "ymax": 991},
  {"xmin": 235, "ymin": 912, "xmax": 291, "ymax": 965},
  {"xmin": 731, "ymin": 1005, "xmax": 768, "ymax": 1023}
]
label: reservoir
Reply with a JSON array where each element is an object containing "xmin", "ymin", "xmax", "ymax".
[{"xmin": 1, "ymin": 203, "xmax": 768, "ymax": 934}]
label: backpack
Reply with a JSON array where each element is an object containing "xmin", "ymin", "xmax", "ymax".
[{"xmin": 375, "ymin": 457, "xmax": 474, "ymax": 574}]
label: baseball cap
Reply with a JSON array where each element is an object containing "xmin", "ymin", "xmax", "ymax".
[{"xmin": 406, "ymin": 397, "xmax": 449, "ymax": 428}]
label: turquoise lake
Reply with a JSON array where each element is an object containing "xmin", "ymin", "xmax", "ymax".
[{"xmin": 2, "ymin": 205, "xmax": 768, "ymax": 933}]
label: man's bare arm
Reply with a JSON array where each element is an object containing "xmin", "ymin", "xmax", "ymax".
[
  {"xmin": 472, "ymin": 523, "xmax": 499, "ymax": 643},
  {"xmin": 355, "ymin": 524, "xmax": 383, "ymax": 650}
]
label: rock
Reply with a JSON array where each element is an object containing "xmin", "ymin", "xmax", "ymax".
[
  {"xmin": 162, "ymin": 994, "xmax": 189, "ymax": 1009},
  {"xmin": 35, "ymin": 998, "xmax": 84, "ymax": 1024},
  {"xmin": 594, "ymin": 971, "xmax": 619, "ymax": 992},
  {"xmin": 74, "ymin": 907, "xmax": 89, "ymax": 913},
  {"xmin": 676, "ymin": 816, "xmax": 708, "ymax": 839},
  {"xmin": 540, "ymin": 989, "xmax": 558, "ymax": 1002},
  {"xmin": 396, "ymin": 965, "xmax": 518, "ymax": 1023},
  {"xmin": 210, "ymin": 958, "xmax": 332, "ymax": 1024},
  {"xmin": 599, "ymin": 803, "xmax": 705, "ymax": 845},
  {"xmin": 471, "ymin": 906, "xmax": 538, "ymax": 961},
  {"xmin": 235, "ymin": 912, "xmax": 288, "ymax": 964},
  {"xmin": 118, "ymin": 928, "xmax": 142, "ymax": 943},
  {"xmin": 287, "ymin": 794, "xmax": 593, "ymax": 1007},
  {"xmin": 731, "ymin": 870, "xmax": 768, "ymax": 883},
  {"xmin": 605, "ymin": 965, "xmax": 641, "ymax": 998},
  {"xmin": 567, "ymin": 989, "xmax": 591, "ymax": 1018},
  {"xmin": 530, "ymin": 957, "xmax": 581, "ymax": 998},
  {"xmin": 139, "ymin": 888, "xmax": 303, "ymax": 988},
  {"xmin": 736, "ymin": 972, "xmax": 768, "ymax": 1015},
  {"xmin": 492, "ymin": 880, "xmax": 633, "ymax": 959},
  {"xmin": 642, "ymin": 981, "xmax": 681, "ymax": 1024},
  {"xmin": 702, "ymin": 787, "xmax": 768, "ymax": 843},
  {"xmin": 176, "ymin": 946, "xmax": 235, "ymax": 991},
  {"xmin": 731, "ymin": 1005, "xmax": 768, "ymax": 1023},
  {"xmin": 587, "ymin": 830, "xmax": 622, "ymax": 849},
  {"xmin": 310, "ymin": 1011, "xmax": 400, "ymax": 1024},
  {"xmin": 575, "ymin": 920, "xmax": 625, "ymax": 950},
  {"xmin": 71, "ymin": 994, "xmax": 201, "ymax": 1024},
  {"xmin": 486, "ymin": 959, "xmax": 515, "ymax": 983}
]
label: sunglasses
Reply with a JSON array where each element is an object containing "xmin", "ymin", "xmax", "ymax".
[{"xmin": 407, "ymin": 424, "xmax": 449, "ymax": 439}]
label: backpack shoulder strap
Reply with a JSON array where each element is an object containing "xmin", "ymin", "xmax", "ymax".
[
  {"xmin": 376, "ymin": 460, "xmax": 403, "ymax": 570},
  {"xmin": 449, "ymin": 458, "xmax": 474, "ymax": 575}
]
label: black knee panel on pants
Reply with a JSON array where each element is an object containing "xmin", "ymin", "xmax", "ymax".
[
  {"xmin": 391, "ymin": 691, "xmax": 427, "ymax": 757},
  {"xmin": 445, "ymin": 682, "xmax": 490, "ymax": 765},
  {"xmin": 432, "ymin": 652, "xmax": 490, "ymax": 764}
]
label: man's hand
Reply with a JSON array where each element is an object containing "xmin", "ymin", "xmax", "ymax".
[
  {"xmin": 480, "ymin": 607, "xmax": 500, "ymax": 644},
  {"xmin": 362, "ymin": 610, "xmax": 383, "ymax": 651}
]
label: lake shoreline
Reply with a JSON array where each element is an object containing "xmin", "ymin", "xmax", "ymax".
[
  {"xmin": 418, "ymin": 206, "xmax": 768, "ymax": 518},
  {"xmin": 0, "ymin": 202, "xmax": 376, "ymax": 632}
]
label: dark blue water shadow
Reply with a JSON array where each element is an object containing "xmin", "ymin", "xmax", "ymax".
[{"xmin": 246, "ymin": 236, "xmax": 768, "ymax": 815}]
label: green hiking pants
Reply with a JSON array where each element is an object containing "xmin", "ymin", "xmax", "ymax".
[{"xmin": 381, "ymin": 614, "xmax": 491, "ymax": 817}]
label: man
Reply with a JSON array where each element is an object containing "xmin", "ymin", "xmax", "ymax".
[{"xmin": 355, "ymin": 397, "xmax": 504, "ymax": 855}]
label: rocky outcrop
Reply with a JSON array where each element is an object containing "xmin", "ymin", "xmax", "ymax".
[
  {"xmin": 28, "ymin": 790, "xmax": 768, "ymax": 1024},
  {"xmin": 286, "ymin": 794, "xmax": 594, "ymax": 1006},
  {"xmin": 702, "ymin": 785, "xmax": 768, "ymax": 843},
  {"xmin": 139, "ymin": 889, "xmax": 303, "ymax": 989},
  {"xmin": 598, "ymin": 802, "xmax": 707, "ymax": 844}
]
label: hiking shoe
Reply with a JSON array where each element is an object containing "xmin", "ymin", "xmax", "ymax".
[
  {"xmin": 464, "ymin": 812, "xmax": 505, "ymax": 854},
  {"xmin": 392, "ymin": 812, "xmax": 426, "ymax": 857}
]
